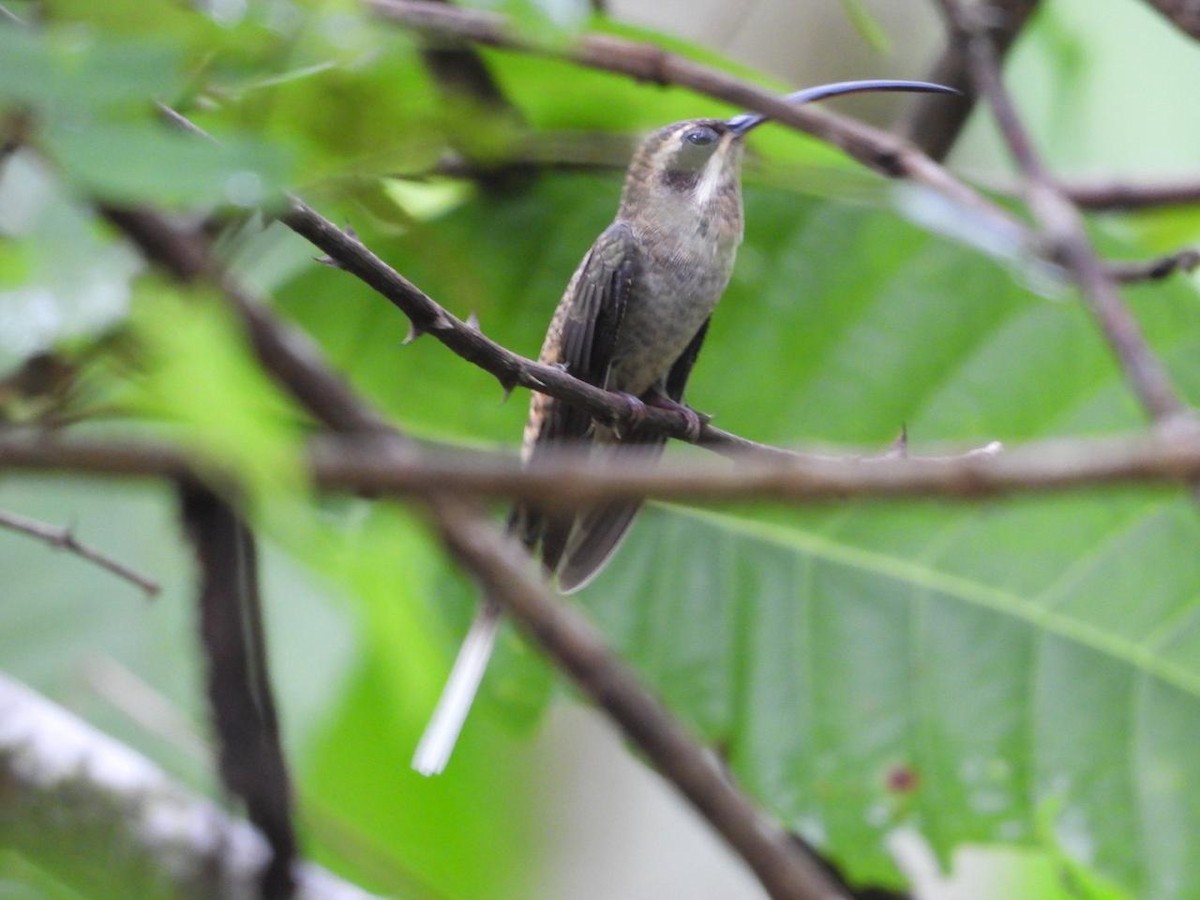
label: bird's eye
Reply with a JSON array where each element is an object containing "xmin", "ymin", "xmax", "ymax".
[{"xmin": 683, "ymin": 126, "xmax": 718, "ymax": 146}]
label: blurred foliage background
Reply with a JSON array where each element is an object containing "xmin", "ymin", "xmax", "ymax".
[{"xmin": 1, "ymin": 0, "xmax": 1199, "ymax": 898}]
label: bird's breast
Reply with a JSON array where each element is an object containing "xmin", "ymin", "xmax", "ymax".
[{"xmin": 606, "ymin": 222, "xmax": 738, "ymax": 396}]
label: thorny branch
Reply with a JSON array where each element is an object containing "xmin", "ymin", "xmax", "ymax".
[
  {"xmin": 102, "ymin": 207, "xmax": 393, "ymax": 437},
  {"xmin": 278, "ymin": 196, "xmax": 785, "ymax": 458},
  {"xmin": 0, "ymin": 509, "xmax": 159, "ymax": 596},
  {"xmin": 12, "ymin": 429, "xmax": 1200, "ymax": 506}
]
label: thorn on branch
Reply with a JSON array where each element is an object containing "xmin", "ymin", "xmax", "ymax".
[
  {"xmin": 315, "ymin": 226, "xmax": 361, "ymax": 269},
  {"xmin": 884, "ymin": 426, "xmax": 909, "ymax": 459},
  {"xmin": 403, "ymin": 321, "xmax": 426, "ymax": 344},
  {"xmin": 967, "ymin": 440, "xmax": 1004, "ymax": 458},
  {"xmin": 497, "ymin": 368, "xmax": 521, "ymax": 397}
]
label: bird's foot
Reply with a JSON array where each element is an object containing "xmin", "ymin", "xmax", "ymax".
[
  {"xmin": 644, "ymin": 391, "xmax": 707, "ymax": 442},
  {"xmin": 613, "ymin": 392, "xmax": 649, "ymax": 439}
]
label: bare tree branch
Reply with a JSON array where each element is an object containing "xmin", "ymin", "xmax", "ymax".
[
  {"xmin": 179, "ymin": 483, "xmax": 297, "ymax": 900},
  {"xmin": 0, "ymin": 671, "xmax": 377, "ymax": 899},
  {"xmin": 896, "ymin": 0, "xmax": 1041, "ymax": 161},
  {"xmin": 0, "ymin": 508, "xmax": 160, "ymax": 596},
  {"xmin": 12, "ymin": 429, "xmax": 1200, "ymax": 504},
  {"xmin": 426, "ymin": 496, "xmax": 851, "ymax": 900},
  {"xmin": 1061, "ymin": 174, "xmax": 1200, "ymax": 211},
  {"xmin": 980, "ymin": 172, "xmax": 1200, "ymax": 211},
  {"xmin": 936, "ymin": 0, "xmax": 1192, "ymax": 426}
]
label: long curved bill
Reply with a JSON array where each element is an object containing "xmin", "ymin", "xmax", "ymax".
[{"xmin": 727, "ymin": 79, "xmax": 961, "ymax": 136}]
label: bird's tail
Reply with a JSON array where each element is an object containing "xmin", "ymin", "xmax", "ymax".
[{"xmin": 411, "ymin": 603, "xmax": 502, "ymax": 776}]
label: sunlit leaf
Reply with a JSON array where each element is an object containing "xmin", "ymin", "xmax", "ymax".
[{"xmin": 126, "ymin": 282, "xmax": 304, "ymax": 489}]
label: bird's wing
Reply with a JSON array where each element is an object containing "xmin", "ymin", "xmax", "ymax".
[
  {"xmin": 518, "ymin": 222, "xmax": 638, "ymax": 575},
  {"xmin": 665, "ymin": 315, "xmax": 710, "ymax": 402},
  {"xmin": 558, "ymin": 316, "xmax": 714, "ymax": 593},
  {"xmin": 541, "ymin": 221, "xmax": 637, "ymax": 444}
]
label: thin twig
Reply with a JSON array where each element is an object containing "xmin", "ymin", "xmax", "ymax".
[
  {"xmin": 1107, "ymin": 247, "xmax": 1200, "ymax": 284},
  {"xmin": 81, "ymin": 656, "xmax": 211, "ymax": 760},
  {"xmin": 0, "ymin": 508, "xmax": 160, "ymax": 596},
  {"xmin": 426, "ymin": 496, "xmax": 850, "ymax": 900},
  {"xmin": 981, "ymin": 173, "xmax": 1200, "ymax": 211},
  {"xmin": 12, "ymin": 429, "xmax": 1200, "ymax": 504},
  {"xmin": 937, "ymin": 0, "xmax": 1191, "ymax": 426},
  {"xmin": 1062, "ymin": 175, "xmax": 1200, "ymax": 211},
  {"xmin": 896, "ymin": 0, "xmax": 1040, "ymax": 161}
]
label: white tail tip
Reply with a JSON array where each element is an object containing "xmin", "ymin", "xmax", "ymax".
[{"xmin": 412, "ymin": 608, "xmax": 501, "ymax": 776}]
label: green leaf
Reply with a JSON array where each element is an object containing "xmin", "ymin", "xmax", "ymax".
[
  {"xmin": 0, "ymin": 152, "xmax": 139, "ymax": 373},
  {"xmin": 273, "ymin": 169, "xmax": 1200, "ymax": 896},
  {"xmin": 304, "ymin": 654, "xmax": 540, "ymax": 900},
  {"xmin": 126, "ymin": 282, "xmax": 304, "ymax": 489},
  {"xmin": 43, "ymin": 120, "xmax": 292, "ymax": 207},
  {"xmin": 0, "ymin": 26, "xmax": 183, "ymax": 118}
]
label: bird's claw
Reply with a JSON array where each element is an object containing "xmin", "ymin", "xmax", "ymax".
[
  {"xmin": 645, "ymin": 392, "xmax": 706, "ymax": 442},
  {"xmin": 614, "ymin": 392, "xmax": 648, "ymax": 439},
  {"xmin": 613, "ymin": 392, "xmax": 707, "ymax": 442}
]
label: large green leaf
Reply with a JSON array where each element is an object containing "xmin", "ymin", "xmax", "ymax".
[
  {"xmin": 273, "ymin": 168, "xmax": 1200, "ymax": 896},
  {"xmin": 6, "ymin": 1, "xmax": 1199, "ymax": 896}
]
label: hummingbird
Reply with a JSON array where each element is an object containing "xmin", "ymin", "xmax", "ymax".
[{"xmin": 413, "ymin": 79, "xmax": 959, "ymax": 776}]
